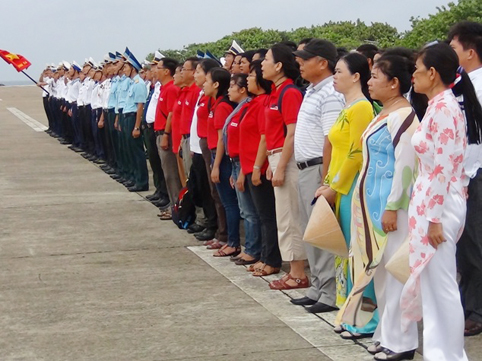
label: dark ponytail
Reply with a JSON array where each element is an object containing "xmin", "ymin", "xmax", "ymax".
[
  {"xmin": 419, "ymin": 43, "xmax": 482, "ymax": 144},
  {"xmin": 452, "ymin": 69, "xmax": 482, "ymax": 144},
  {"xmin": 341, "ymin": 52, "xmax": 371, "ymax": 102},
  {"xmin": 270, "ymin": 43, "xmax": 300, "ymax": 81}
]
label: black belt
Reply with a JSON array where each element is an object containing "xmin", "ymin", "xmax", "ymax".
[
  {"xmin": 146, "ymin": 123, "xmax": 154, "ymax": 128},
  {"xmin": 155, "ymin": 130, "xmax": 165, "ymax": 136},
  {"xmin": 182, "ymin": 134, "xmax": 190, "ymax": 139},
  {"xmin": 296, "ymin": 157, "xmax": 323, "ymax": 170},
  {"xmin": 230, "ymin": 156, "xmax": 240, "ymax": 163}
]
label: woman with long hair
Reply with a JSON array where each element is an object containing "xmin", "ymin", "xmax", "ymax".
[
  {"xmin": 338, "ymin": 51, "xmax": 423, "ymax": 360},
  {"xmin": 401, "ymin": 42, "xmax": 482, "ymax": 361},
  {"xmin": 226, "ymin": 73, "xmax": 262, "ymax": 264},
  {"xmin": 204, "ymin": 67, "xmax": 241, "ymax": 257},
  {"xmin": 315, "ymin": 52, "xmax": 377, "ymax": 338},
  {"xmin": 260, "ymin": 44, "xmax": 307, "ymax": 287},
  {"xmin": 242, "ymin": 60, "xmax": 282, "ymax": 276},
  {"xmin": 193, "ymin": 59, "xmax": 227, "ymax": 248}
]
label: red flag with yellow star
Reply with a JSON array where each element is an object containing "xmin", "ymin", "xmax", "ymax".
[{"xmin": 0, "ymin": 49, "xmax": 31, "ymax": 72}]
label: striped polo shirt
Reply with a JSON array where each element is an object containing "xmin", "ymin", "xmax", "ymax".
[{"xmin": 294, "ymin": 76, "xmax": 345, "ymax": 162}]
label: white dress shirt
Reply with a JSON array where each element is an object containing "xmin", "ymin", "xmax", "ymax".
[{"xmin": 464, "ymin": 67, "xmax": 482, "ymax": 178}]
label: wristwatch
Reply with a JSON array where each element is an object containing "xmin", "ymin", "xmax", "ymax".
[{"xmin": 134, "ymin": 127, "xmax": 140, "ymax": 131}]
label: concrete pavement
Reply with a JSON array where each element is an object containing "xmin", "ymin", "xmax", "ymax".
[{"xmin": 0, "ymin": 86, "xmax": 480, "ymax": 361}]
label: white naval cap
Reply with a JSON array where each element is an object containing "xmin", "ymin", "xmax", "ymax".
[
  {"xmin": 72, "ymin": 61, "xmax": 82, "ymax": 72},
  {"xmin": 151, "ymin": 50, "xmax": 165, "ymax": 64},
  {"xmin": 63, "ymin": 61, "xmax": 71, "ymax": 70},
  {"xmin": 226, "ymin": 40, "xmax": 244, "ymax": 56}
]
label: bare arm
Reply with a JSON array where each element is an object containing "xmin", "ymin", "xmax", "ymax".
[
  {"xmin": 271, "ymin": 123, "xmax": 295, "ymax": 187},
  {"xmin": 322, "ymin": 136, "xmax": 332, "ymax": 182}
]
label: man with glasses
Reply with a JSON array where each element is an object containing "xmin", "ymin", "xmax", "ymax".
[{"xmin": 179, "ymin": 57, "xmax": 200, "ymax": 178}]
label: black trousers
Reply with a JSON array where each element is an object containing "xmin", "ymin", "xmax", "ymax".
[
  {"xmin": 43, "ymin": 97, "xmax": 52, "ymax": 130},
  {"xmin": 246, "ymin": 173, "xmax": 281, "ymax": 268},
  {"xmin": 62, "ymin": 103, "xmax": 74, "ymax": 143},
  {"xmin": 49, "ymin": 97, "xmax": 60, "ymax": 134},
  {"xmin": 143, "ymin": 124, "xmax": 168, "ymax": 198},
  {"xmin": 191, "ymin": 152, "xmax": 217, "ymax": 229},
  {"xmin": 80, "ymin": 105, "xmax": 95, "ymax": 153},
  {"xmin": 457, "ymin": 168, "xmax": 482, "ymax": 323}
]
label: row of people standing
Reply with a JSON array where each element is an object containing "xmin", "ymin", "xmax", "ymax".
[
  {"xmin": 39, "ymin": 20, "xmax": 482, "ymax": 361},
  {"xmin": 40, "ymin": 50, "xmax": 151, "ymax": 198}
]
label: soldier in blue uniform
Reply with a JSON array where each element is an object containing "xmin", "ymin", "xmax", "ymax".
[
  {"xmin": 106, "ymin": 52, "xmax": 124, "ymax": 181},
  {"xmin": 122, "ymin": 48, "xmax": 148, "ymax": 191}
]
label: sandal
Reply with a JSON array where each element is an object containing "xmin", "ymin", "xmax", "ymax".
[
  {"xmin": 158, "ymin": 210, "xmax": 172, "ymax": 220},
  {"xmin": 340, "ymin": 330, "xmax": 374, "ymax": 340},
  {"xmin": 247, "ymin": 262, "xmax": 264, "ymax": 272},
  {"xmin": 367, "ymin": 341, "xmax": 383, "ymax": 355},
  {"xmin": 203, "ymin": 239, "xmax": 217, "ymax": 246},
  {"xmin": 268, "ymin": 274, "xmax": 309, "ymax": 290},
  {"xmin": 213, "ymin": 246, "xmax": 241, "ymax": 257},
  {"xmin": 252, "ymin": 265, "xmax": 281, "ymax": 277},
  {"xmin": 235, "ymin": 257, "xmax": 259, "ymax": 266},
  {"xmin": 333, "ymin": 325, "xmax": 345, "ymax": 334},
  {"xmin": 206, "ymin": 240, "xmax": 226, "ymax": 250},
  {"xmin": 464, "ymin": 319, "xmax": 482, "ymax": 337},
  {"xmin": 230, "ymin": 253, "xmax": 244, "ymax": 262}
]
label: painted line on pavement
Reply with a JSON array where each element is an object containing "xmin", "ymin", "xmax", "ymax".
[
  {"xmin": 6, "ymin": 107, "xmax": 47, "ymax": 132},
  {"xmin": 188, "ymin": 245, "xmax": 390, "ymax": 361}
]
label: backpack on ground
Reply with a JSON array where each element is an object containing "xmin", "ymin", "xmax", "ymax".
[{"xmin": 171, "ymin": 185, "xmax": 196, "ymax": 230}]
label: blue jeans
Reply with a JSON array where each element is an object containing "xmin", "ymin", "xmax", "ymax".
[
  {"xmin": 211, "ymin": 152, "xmax": 240, "ymax": 247},
  {"xmin": 231, "ymin": 160, "xmax": 262, "ymax": 258}
]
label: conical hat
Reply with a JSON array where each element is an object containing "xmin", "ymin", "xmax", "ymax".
[
  {"xmin": 303, "ymin": 196, "xmax": 348, "ymax": 258},
  {"xmin": 385, "ymin": 237, "xmax": 410, "ymax": 284}
]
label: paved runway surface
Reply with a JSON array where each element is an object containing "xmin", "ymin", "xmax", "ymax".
[{"xmin": 1, "ymin": 86, "xmax": 480, "ymax": 361}]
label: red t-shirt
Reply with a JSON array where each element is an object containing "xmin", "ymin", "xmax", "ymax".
[
  {"xmin": 240, "ymin": 95, "xmax": 270, "ymax": 175},
  {"xmin": 180, "ymin": 82, "xmax": 201, "ymax": 135},
  {"xmin": 171, "ymin": 87, "xmax": 187, "ymax": 154},
  {"xmin": 196, "ymin": 94, "xmax": 210, "ymax": 138},
  {"xmin": 207, "ymin": 97, "xmax": 234, "ymax": 150},
  {"xmin": 264, "ymin": 79, "xmax": 302, "ymax": 150},
  {"xmin": 154, "ymin": 81, "xmax": 179, "ymax": 131},
  {"xmin": 227, "ymin": 102, "xmax": 250, "ymax": 158}
]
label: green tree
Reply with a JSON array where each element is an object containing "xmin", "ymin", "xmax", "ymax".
[
  {"xmin": 148, "ymin": 0, "xmax": 482, "ymax": 60},
  {"xmin": 399, "ymin": 0, "xmax": 482, "ymax": 49}
]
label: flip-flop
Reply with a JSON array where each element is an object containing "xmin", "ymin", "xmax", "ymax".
[
  {"xmin": 206, "ymin": 241, "xmax": 226, "ymax": 250},
  {"xmin": 158, "ymin": 210, "xmax": 172, "ymax": 220},
  {"xmin": 213, "ymin": 246, "xmax": 241, "ymax": 257},
  {"xmin": 340, "ymin": 330, "xmax": 374, "ymax": 340},
  {"xmin": 333, "ymin": 325, "xmax": 345, "ymax": 334},
  {"xmin": 234, "ymin": 258, "xmax": 259, "ymax": 266}
]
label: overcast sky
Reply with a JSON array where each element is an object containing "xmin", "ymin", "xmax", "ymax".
[{"xmin": 1, "ymin": 0, "xmax": 452, "ymax": 83}]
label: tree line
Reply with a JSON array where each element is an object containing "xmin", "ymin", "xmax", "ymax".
[{"xmin": 149, "ymin": 0, "xmax": 482, "ymax": 60}]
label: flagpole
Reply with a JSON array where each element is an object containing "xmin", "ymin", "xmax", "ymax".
[{"xmin": 21, "ymin": 70, "xmax": 50, "ymax": 95}]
